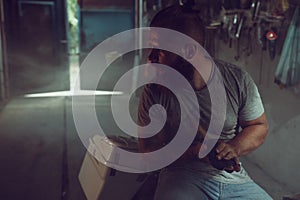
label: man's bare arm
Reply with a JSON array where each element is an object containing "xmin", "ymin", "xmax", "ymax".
[{"xmin": 216, "ymin": 113, "xmax": 268, "ymax": 160}]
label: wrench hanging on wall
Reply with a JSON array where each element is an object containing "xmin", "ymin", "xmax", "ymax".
[
  {"xmin": 227, "ymin": 13, "xmax": 246, "ymax": 60},
  {"xmin": 234, "ymin": 14, "xmax": 245, "ymax": 60}
]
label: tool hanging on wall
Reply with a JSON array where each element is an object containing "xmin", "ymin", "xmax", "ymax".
[
  {"xmin": 261, "ymin": 29, "xmax": 268, "ymax": 50},
  {"xmin": 220, "ymin": 0, "xmax": 284, "ymax": 61},
  {"xmin": 252, "ymin": 0, "xmax": 263, "ymax": 45},
  {"xmin": 266, "ymin": 28, "xmax": 278, "ymax": 60},
  {"xmin": 228, "ymin": 13, "xmax": 238, "ymax": 48},
  {"xmin": 228, "ymin": 13, "xmax": 246, "ymax": 60},
  {"xmin": 251, "ymin": 0, "xmax": 261, "ymax": 21},
  {"xmin": 243, "ymin": 27, "xmax": 252, "ymax": 56},
  {"xmin": 234, "ymin": 14, "xmax": 245, "ymax": 60}
]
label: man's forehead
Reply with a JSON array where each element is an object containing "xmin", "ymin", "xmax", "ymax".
[
  {"xmin": 149, "ymin": 30, "xmax": 159, "ymax": 41},
  {"xmin": 149, "ymin": 29, "xmax": 178, "ymax": 45},
  {"xmin": 148, "ymin": 30, "xmax": 162, "ymax": 48}
]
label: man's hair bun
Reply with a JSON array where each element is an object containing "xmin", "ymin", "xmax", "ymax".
[
  {"xmin": 179, "ymin": 0, "xmax": 195, "ymax": 12},
  {"xmin": 179, "ymin": 0, "xmax": 195, "ymax": 6}
]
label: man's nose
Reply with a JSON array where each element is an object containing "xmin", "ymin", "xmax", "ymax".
[{"xmin": 148, "ymin": 48, "xmax": 159, "ymax": 63}]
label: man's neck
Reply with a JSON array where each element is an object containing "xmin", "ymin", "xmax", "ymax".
[
  {"xmin": 193, "ymin": 72, "xmax": 206, "ymax": 90},
  {"xmin": 192, "ymin": 61, "xmax": 213, "ymax": 90}
]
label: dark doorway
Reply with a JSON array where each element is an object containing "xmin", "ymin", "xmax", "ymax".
[
  {"xmin": 3, "ymin": 0, "xmax": 69, "ymax": 96},
  {"xmin": 18, "ymin": 2, "xmax": 57, "ymax": 68}
]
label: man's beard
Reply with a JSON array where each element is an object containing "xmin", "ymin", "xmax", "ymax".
[{"xmin": 171, "ymin": 56, "xmax": 195, "ymax": 82}]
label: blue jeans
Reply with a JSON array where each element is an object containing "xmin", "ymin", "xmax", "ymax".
[{"xmin": 154, "ymin": 166, "xmax": 273, "ymax": 200}]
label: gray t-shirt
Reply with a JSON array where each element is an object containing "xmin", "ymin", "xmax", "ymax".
[{"xmin": 138, "ymin": 59, "xmax": 264, "ymax": 183}]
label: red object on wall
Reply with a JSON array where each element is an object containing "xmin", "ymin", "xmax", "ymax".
[{"xmin": 266, "ymin": 30, "xmax": 278, "ymax": 41}]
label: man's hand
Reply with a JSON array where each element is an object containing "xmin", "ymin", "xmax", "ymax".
[
  {"xmin": 213, "ymin": 113, "xmax": 268, "ymax": 172},
  {"xmin": 222, "ymin": 157, "xmax": 241, "ymax": 173},
  {"xmin": 215, "ymin": 140, "xmax": 240, "ymax": 161},
  {"xmin": 208, "ymin": 140, "xmax": 241, "ymax": 173}
]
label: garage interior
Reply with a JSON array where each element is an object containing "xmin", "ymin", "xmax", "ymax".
[{"xmin": 0, "ymin": 0, "xmax": 299, "ymax": 200}]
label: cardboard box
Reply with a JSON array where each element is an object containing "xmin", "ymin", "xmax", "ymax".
[{"xmin": 78, "ymin": 136, "xmax": 148, "ymax": 200}]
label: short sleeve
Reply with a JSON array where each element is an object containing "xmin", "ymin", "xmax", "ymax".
[{"xmin": 239, "ymin": 71, "xmax": 264, "ymax": 122}]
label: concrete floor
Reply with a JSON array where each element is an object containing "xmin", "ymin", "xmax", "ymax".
[{"xmin": 0, "ymin": 94, "xmax": 293, "ymax": 200}]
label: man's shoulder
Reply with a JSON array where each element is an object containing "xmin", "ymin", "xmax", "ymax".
[
  {"xmin": 213, "ymin": 58, "xmax": 243, "ymax": 73},
  {"xmin": 213, "ymin": 59, "xmax": 249, "ymax": 82}
]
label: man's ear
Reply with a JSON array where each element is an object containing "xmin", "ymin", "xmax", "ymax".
[{"xmin": 183, "ymin": 43, "xmax": 197, "ymax": 59}]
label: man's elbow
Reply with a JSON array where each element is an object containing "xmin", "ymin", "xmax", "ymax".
[{"xmin": 259, "ymin": 122, "xmax": 269, "ymax": 146}]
